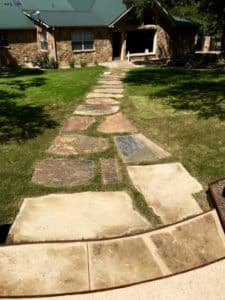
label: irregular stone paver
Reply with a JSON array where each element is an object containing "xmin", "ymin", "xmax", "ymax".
[
  {"xmin": 209, "ymin": 179, "xmax": 225, "ymax": 229},
  {"xmin": 100, "ymin": 158, "xmax": 121, "ymax": 185},
  {"xmin": 114, "ymin": 134, "xmax": 170, "ymax": 164},
  {"xmin": 127, "ymin": 163, "xmax": 203, "ymax": 224},
  {"xmin": 98, "ymin": 80, "xmax": 122, "ymax": 85},
  {"xmin": 98, "ymin": 112, "xmax": 136, "ymax": 134},
  {"xmin": 8, "ymin": 192, "xmax": 150, "ymax": 243},
  {"xmin": 92, "ymin": 88, "xmax": 124, "ymax": 94},
  {"xmin": 86, "ymin": 98, "xmax": 120, "ymax": 105},
  {"xmin": 60, "ymin": 116, "xmax": 95, "ymax": 134},
  {"xmin": 151, "ymin": 210, "xmax": 225, "ymax": 273},
  {"xmin": 74, "ymin": 104, "xmax": 120, "ymax": 116},
  {"xmin": 86, "ymin": 93, "xmax": 123, "ymax": 99},
  {"xmin": 32, "ymin": 159, "xmax": 95, "ymax": 188},
  {"xmin": 0, "ymin": 243, "xmax": 88, "ymax": 297},
  {"xmin": 89, "ymin": 237, "xmax": 163, "ymax": 290},
  {"xmin": 48, "ymin": 135, "xmax": 109, "ymax": 155}
]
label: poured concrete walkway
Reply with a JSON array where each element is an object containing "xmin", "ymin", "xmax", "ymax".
[{"xmin": 1, "ymin": 211, "xmax": 225, "ymax": 297}]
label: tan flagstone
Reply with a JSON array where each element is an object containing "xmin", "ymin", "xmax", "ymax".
[
  {"xmin": 48, "ymin": 134, "xmax": 109, "ymax": 155},
  {"xmin": 8, "ymin": 191, "xmax": 150, "ymax": 243},
  {"xmin": 60, "ymin": 116, "xmax": 95, "ymax": 133},
  {"xmin": 127, "ymin": 163, "xmax": 203, "ymax": 224},
  {"xmin": 98, "ymin": 112, "xmax": 136, "ymax": 133},
  {"xmin": 86, "ymin": 93, "xmax": 123, "ymax": 99},
  {"xmin": 86, "ymin": 98, "xmax": 120, "ymax": 105},
  {"xmin": 74, "ymin": 104, "xmax": 120, "ymax": 116}
]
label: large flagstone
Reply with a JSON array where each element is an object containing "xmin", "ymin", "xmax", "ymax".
[
  {"xmin": 86, "ymin": 93, "xmax": 123, "ymax": 99},
  {"xmin": 98, "ymin": 112, "xmax": 136, "ymax": 134},
  {"xmin": 8, "ymin": 191, "xmax": 150, "ymax": 243},
  {"xmin": 92, "ymin": 88, "xmax": 124, "ymax": 94},
  {"xmin": 48, "ymin": 134, "xmax": 109, "ymax": 155},
  {"xmin": 32, "ymin": 159, "xmax": 95, "ymax": 188},
  {"xmin": 60, "ymin": 116, "xmax": 95, "ymax": 134},
  {"xmin": 86, "ymin": 98, "xmax": 120, "ymax": 105},
  {"xmin": 114, "ymin": 134, "xmax": 170, "ymax": 164},
  {"xmin": 74, "ymin": 104, "xmax": 120, "ymax": 116},
  {"xmin": 127, "ymin": 163, "xmax": 203, "ymax": 224}
]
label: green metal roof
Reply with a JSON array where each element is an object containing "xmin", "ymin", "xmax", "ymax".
[
  {"xmin": 0, "ymin": 1, "xmax": 34, "ymax": 29},
  {"xmin": 23, "ymin": 0, "xmax": 128, "ymax": 27}
]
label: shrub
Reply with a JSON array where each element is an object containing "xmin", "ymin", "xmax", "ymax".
[
  {"xmin": 80, "ymin": 59, "xmax": 87, "ymax": 68},
  {"xmin": 32, "ymin": 54, "xmax": 58, "ymax": 69},
  {"xmin": 69, "ymin": 58, "xmax": 75, "ymax": 68}
]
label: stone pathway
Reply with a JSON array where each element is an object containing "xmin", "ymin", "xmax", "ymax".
[{"xmin": 1, "ymin": 68, "xmax": 225, "ymax": 299}]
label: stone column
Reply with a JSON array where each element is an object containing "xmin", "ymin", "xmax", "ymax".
[{"xmin": 120, "ymin": 31, "xmax": 127, "ymax": 61}]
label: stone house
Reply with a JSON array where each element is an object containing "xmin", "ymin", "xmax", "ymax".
[{"xmin": 0, "ymin": 0, "xmax": 199, "ymax": 67}]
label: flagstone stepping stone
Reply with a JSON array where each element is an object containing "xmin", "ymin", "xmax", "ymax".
[
  {"xmin": 86, "ymin": 93, "xmax": 123, "ymax": 99},
  {"xmin": 127, "ymin": 163, "xmax": 203, "ymax": 224},
  {"xmin": 60, "ymin": 116, "xmax": 95, "ymax": 134},
  {"xmin": 150, "ymin": 210, "xmax": 225, "ymax": 273},
  {"xmin": 86, "ymin": 98, "xmax": 120, "ymax": 105},
  {"xmin": 98, "ymin": 80, "xmax": 122, "ymax": 85},
  {"xmin": 48, "ymin": 134, "xmax": 109, "ymax": 155},
  {"xmin": 8, "ymin": 192, "xmax": 150, "ymax": 243},
  {"xmin": 100, "ymin": 158, "xmax": 121, "ymax": 185},
  {"xmin": 89, "ymin": 237, "xmax": 163, "ymax": 290},
  {"xmin": 74, "ymin": 104, "xmax": 120, "ymax": 116},
  {"xmin": 114, "ymin": 134, "xmax": 170, "ymax": 164},
  {"xmin": 0, "ymin": 243, "xmax": 89, "ymax": 297},
  {"xmin": 32, "ymin": 159, "xmax": 95, "ymax": 188},
  {"xmin": 98, "ymin": 112, "xmax": 136, "ymax": 134},
  {"xmin": 93, "ymin": 88, "xmax": 124, "ymax": 94}
]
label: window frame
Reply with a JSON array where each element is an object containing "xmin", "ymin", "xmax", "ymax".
[
  {"xmin": 72, "ymin": 32, "xmax": 95, "ymax": 52},
  {"xmin": 39, "ymin": 31, "xmax": 48, "ymax": 52}
]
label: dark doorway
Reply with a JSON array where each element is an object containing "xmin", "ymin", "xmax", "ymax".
[
  {"xmin": 112, "ymin": 32, "xmax": 121, "ymax": 59},
  {"xmin": 127, "ymin": 30, "xmax": 155, "ymax": 53}
]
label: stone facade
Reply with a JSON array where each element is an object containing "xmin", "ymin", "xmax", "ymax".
[
  {"xmin": 54, "ymin": 27, "xmax": 113, "ymax": 67},
  {"xmin": 0, "ymin": 29, "xmax": 37, "ymax": 66}
]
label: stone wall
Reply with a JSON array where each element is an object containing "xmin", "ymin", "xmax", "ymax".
[
  {"xmin": 0, "ymin": 29, "xmax": 37, "ymax": 66},
  {"xmin": 55, "ymin": 27, "xmax": 113, "ymax": 67}
]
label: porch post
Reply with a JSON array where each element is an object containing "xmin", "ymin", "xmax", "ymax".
[{"xmin": 120, "ymin": 31, "xmax": 127, "ymax": 61}]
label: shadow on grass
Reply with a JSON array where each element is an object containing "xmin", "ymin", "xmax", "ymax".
[
  {"xmin": 0, "ymin": 101, "xmax": 58, "ymax": 143},
  {"xmin": 124, "ymin": 68, "xmax": 225, "ymax": 120},
  {"xmin": 0, "ymin": 69, "xmax": 58, "ymax": 143}
]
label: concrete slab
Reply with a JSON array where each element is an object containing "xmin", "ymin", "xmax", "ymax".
[
  {"xmin": 114, "ymin": 134, "xmax": 170, "ymax": 164},
  {"xmin": 89, "ymin": 237, "xmax": 163, "ymax": 290},
  {"xmin": 86, "ymin": 93, "xmax": 123, "ymax": 99},
  {"xmin": 98, "ymin": 112, "xmax": 136, "ymax": 134},
  {"xmin": 100, "ymin": 158, "xmax": 121, "ymax": 185},
  {"xmin": 32, "ymin": 159, "xmax": 95, "ymax": 188},
  {"xmin": 8, "ymin": 192, "xmax": 150, "ymax": 243},
  {"xmin": 0, "ymin": 243, "xmax": 88, "ymax": 297},
  {"xmin": 60, "ymin": 116, "xmax": 95, "ymax": 134},
  {"xmin": 127, "ymin": 163, "xmax": 203, "ymax": 224},
  {"xmin": 86, "ymin": 98, "xmax": 120, "ymax": 105},
  {"xmin": 151, "ymin": 210, "xmax": 225, "ymax": 273},
  {"xmin": 74, "ymin": 104, "xmax": 120, "ymax": 116},
  {"xmin": 23, "ymin": 259, "xmax": 225, "ymax": 300},
  {"xmin": 48, "ymin": 135, "xmax": 109, "ymax": 155}
]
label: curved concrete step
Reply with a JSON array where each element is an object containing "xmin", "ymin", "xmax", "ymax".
[
  {"xmin": 11, "ymin": 259, "xmax": 225, "ymax": 300},
  {"xmin": 1, "ymin": 210, "xmax": 225, "ymax": 298}
]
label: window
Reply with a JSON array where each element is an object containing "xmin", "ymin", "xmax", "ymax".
[
  {"xmin": 72, "ymin": 32, "xmax": 94, "ymax": 51},
  {"xmin": 0, "ymin": 32, "xmax": 8, "ymax": 48},
  {"xmin": 39, "ymin": 32, "xmax": 48, "ymax": 51}
]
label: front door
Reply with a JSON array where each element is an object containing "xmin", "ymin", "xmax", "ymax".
[{"xmin": 112, "ymin": 32, "xmax": 121, "ymax": 59}]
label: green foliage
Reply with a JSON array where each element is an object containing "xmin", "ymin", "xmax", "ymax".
[
  {"xmin": 80, "ymin": 59, "xmax": 87, "ymax": 68},
  {"xmin": 32, "ymin": 54, "xmax": 58, "ymax": 69},
  {"xmin": 69, "ymin": 58, "xmax": 75, "ymax": 68}
]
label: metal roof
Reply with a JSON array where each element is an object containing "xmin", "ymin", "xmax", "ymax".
[{"xmin": 0, "ymin": 1, "xmax": 34, "ymax": 29}]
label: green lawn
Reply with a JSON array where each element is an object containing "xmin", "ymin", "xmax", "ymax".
[
  {"xmin": 0, "ymin": 67, "xmax": 103, "ymax": 225},
  {"xmin": 123, "ymin": 67, "xmax": 225, "ymax": 190}
]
